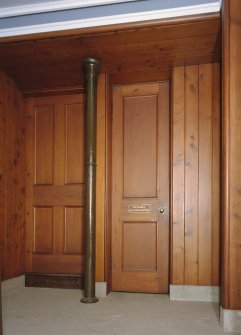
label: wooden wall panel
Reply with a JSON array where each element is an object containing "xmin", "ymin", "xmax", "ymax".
[
  {"xmin": 184, "ymin": 65, "xmax": 199, "ymax": 285},
  {"xmin": 171, "ymin": 67, "xmax": 185, "ymax": 285},
  {"xmin": 198, "ymin": 64, "xmax": 213, "ymax": 285},
  {"xmin": 171, "ymin": 63, "xmax": 220, "ymax": 286},
  {"xmin": 212, "ymin": 64, "xmax": 220, "ymax": 287},
  {"xmin": 0, "ymin": 70, "xmax": 26, "ymax": 280},
  {"xmin": 222, "ymin": 0, "xmax": 241, "ymax": 310},
  {"xmin": 95, "ymin": 74, "xmax": 108, "ymax": 282}
]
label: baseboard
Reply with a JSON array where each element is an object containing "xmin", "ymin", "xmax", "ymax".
[
  {"xmin": 2, "ymin": 275, "xmax": 25, "ymax": 294},
  {"xmin": 25, "ymin": 273, "xmax": 84, "ymax": 289},
  {"xmin": 220, "ymin": 307, "xmax": 241, "ymax": 333},
  {"xmin": 2, "ymin": 273, "xmax": 107, "ymax": 299},
  {"xmin": 169, "ymin": 285, "xmax": 220, "ymax": 302},
  {"xmin": 25, "ymin": 273, "xmax": 107, "ymax": 297},
  {"xmin": 95, "ymin": 282, "xmax": 107, "ymax": 297}
]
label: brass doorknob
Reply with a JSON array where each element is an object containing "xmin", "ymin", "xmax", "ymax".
[{"xmin": 159, "ymin": 208, "xmax": 165, "ymax": 214}]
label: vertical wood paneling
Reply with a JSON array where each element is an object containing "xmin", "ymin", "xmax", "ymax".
[
  {"xmin": 222, "ymin": 0, "xmax": 241, "ymax": 310},
  {"xmin": 19, "ymin": 98, "xmax": 26, "ymax": 275},
  {"xmin": 25, "ymin": 99, "xmax": 35, "ymax": 272},
  {"xmin": 5, "ymin": 78, "xmax": 15, "ymax": 278},
  {"xmin": 184, "ymin": 65, "xmax": 199, "ymax": 285},
  {"xmin": 171, "ymin": 63, "xmax": 220, "ymax": 286},
  {"xmin": 0, "ymin": 70, "xmax": 26, "ymax": 280},
  {"xmin": 12, "ymin": 80, "xmax": 22, "ymax": 276},
  {"xmin": 0, "ymin": 71, "xmax": 6, "ymax": 278},
  {"xmin": 96, "ymin": 74, "xmax": 107, "ymax": 282},
  {"xmin": 171, "ymin": 67, "xmax": 185, "ymax": 285},
  {"xmin": 212, "ymin": 63, "xmax": 220, "ymax": 286},
  {"xmin": 198, "ymin": 64, "xmax": 213, "ymax": 285}
]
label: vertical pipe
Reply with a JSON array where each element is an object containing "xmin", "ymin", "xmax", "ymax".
[{"xmin": 81, "ymin": 57, "xmax": 100, "ymax": 304}]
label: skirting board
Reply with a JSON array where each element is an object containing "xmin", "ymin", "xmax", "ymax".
[
  {"xmin": 2, "ymin": 274, "xmax": 107, "ymax": 298},
  {"xmin": 95, "ymin": 282, "xmax": 107, "ymax": 298},
  {"xmin": 220, "ymin": 307, "xmax": 241, "ymax": 333},
  {"xmin": 169, "ymin": 285, "xmax": 220, "ymax": 302}
]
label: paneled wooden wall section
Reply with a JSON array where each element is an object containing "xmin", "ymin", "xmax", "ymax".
[
  {"xmin": 0, "ymin": 62, "xmax": 221, "ymax": 286},
  {"xmin": 171, "ymin": 63, "xmax": 220, "ymax": 286},
  {"xmin": 0, "ymin": 70, "xmax": 25, "ymax": 280}
]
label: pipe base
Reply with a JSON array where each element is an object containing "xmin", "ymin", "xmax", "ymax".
[{"xmin": 81, "ymin": 296, "xmax": 99, "ymax": 304}]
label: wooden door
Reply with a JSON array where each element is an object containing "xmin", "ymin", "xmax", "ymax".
[
  {"xmin": 25, "ymin": 94, "xmax": 85, "ymax": 274},
  {"xmin": 112, "ymin": 82, "xmax": 170, "ymax": 293}
]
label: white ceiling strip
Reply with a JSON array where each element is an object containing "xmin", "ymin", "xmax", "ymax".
[{"xmin": 0, "ymin": 2, "xmax": 221, "ymax": 38}]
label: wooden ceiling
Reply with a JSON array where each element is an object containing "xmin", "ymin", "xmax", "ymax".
[{"xmin": 0, "ymin": 14, "xmax": 221, "ymax": 92}]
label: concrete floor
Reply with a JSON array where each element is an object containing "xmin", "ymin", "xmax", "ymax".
[{"xmin": 2, "ymin": 288, "xmax": 239, "ymax": 335}]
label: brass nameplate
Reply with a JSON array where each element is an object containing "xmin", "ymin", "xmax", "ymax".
[{"xmin": 128, "ymin": 204, "xmax": 151, "ymax": 213}]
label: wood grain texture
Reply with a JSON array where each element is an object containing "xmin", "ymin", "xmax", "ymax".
[
  {"xmin": 212, "ymin": 63, "xmax": 220, "ymax": 286},
  {"xmin": 222, "ymin": 0, "xmax": 241, "ymax": 310},
  {"xmin": 104, "ymin": 75, "xmax": 112, "ymax": 292},
  {"xmin": 112, "ymin": 82, "xmax": 169, "ymax": 293},
  {"xmin": 171, "ymin": 67, "xmax": 185, "ymax": 285},
  {"xmin": 0, "ymin": 70, "xmax": 26, "ymax": 280},
  {"xmin": 25, "ymin": 85, "xmax": 107, "ymax": 281},
  {"xmin": 95, "ymin": 74, "xmax": 107, "ymax": 282},
  {"xmin": 198, "ymin": 63, "xmax": 213, "ymax": 285},
  {"xmin": 171, "ymin": 63, "xmax": 220, "ymax": 286},
  {"xmin": 25, "ymin": 94, "xmax": 86, "ymax": 275},
  {"xmin": 184, "ymin": 65, "xmax": 199, "ymax": 285},
  {"xmin": 0, "ymin": 15, "xmax": 220, "ymax": 91}
]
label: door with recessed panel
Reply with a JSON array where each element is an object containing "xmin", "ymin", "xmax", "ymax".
[
  {"xmin": 25, "ymin": 94, "xmax": 85, "ymax": 274},
  {"xmin": 112, "ymin": 82, "xmax": 169, "ymax": 293}
]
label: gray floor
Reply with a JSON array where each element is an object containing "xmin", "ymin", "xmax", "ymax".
[{"xmin": 2, "ymin": 287, "xmax": 239, "ymax": 335}]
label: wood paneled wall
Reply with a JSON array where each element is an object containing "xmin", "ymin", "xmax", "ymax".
[
  {"xmin": 222, "ymin": 0, "xmax": 241, "ymax": 310},
  {"xmin": 0, "ymin": 70, "xmax": 26, "ymax": 280},
  {"xmin": 171, "ymin": 63, "xmax": 220, "ymax": 286}
]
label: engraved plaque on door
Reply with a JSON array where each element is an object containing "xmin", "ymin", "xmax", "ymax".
[{"xmin": 128, "ymin": 204, "xmax": 151, "ymax": 213}]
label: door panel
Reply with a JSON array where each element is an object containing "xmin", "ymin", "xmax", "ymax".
[
  {"xmin": 33, "ymin": 207, "xmax": 53, "ymax": 254},
  {"xmin": 123, "ymin": 95, "xmax": 157, "ymax": 197},
  {"xmin": 112, "ymin": 82, "xmax": 169, "ymax": 293},
  {"xmin": 35, "ymin": 106, "xmax": 54, "ymax": 184},
  {"xmin": 65, "ymin": 104, "xmax": 85, "ymax": 184},
  {"xmin": 26, "ymin": 94, "xmax": 85, "ymax": 274},
  {"xmin": 122, "ymin": 222, "xmax": 157, "ymax": 271},
  {"xmin": 64, "ymin": 207, "xmax": 84, "ymax": 255}
]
